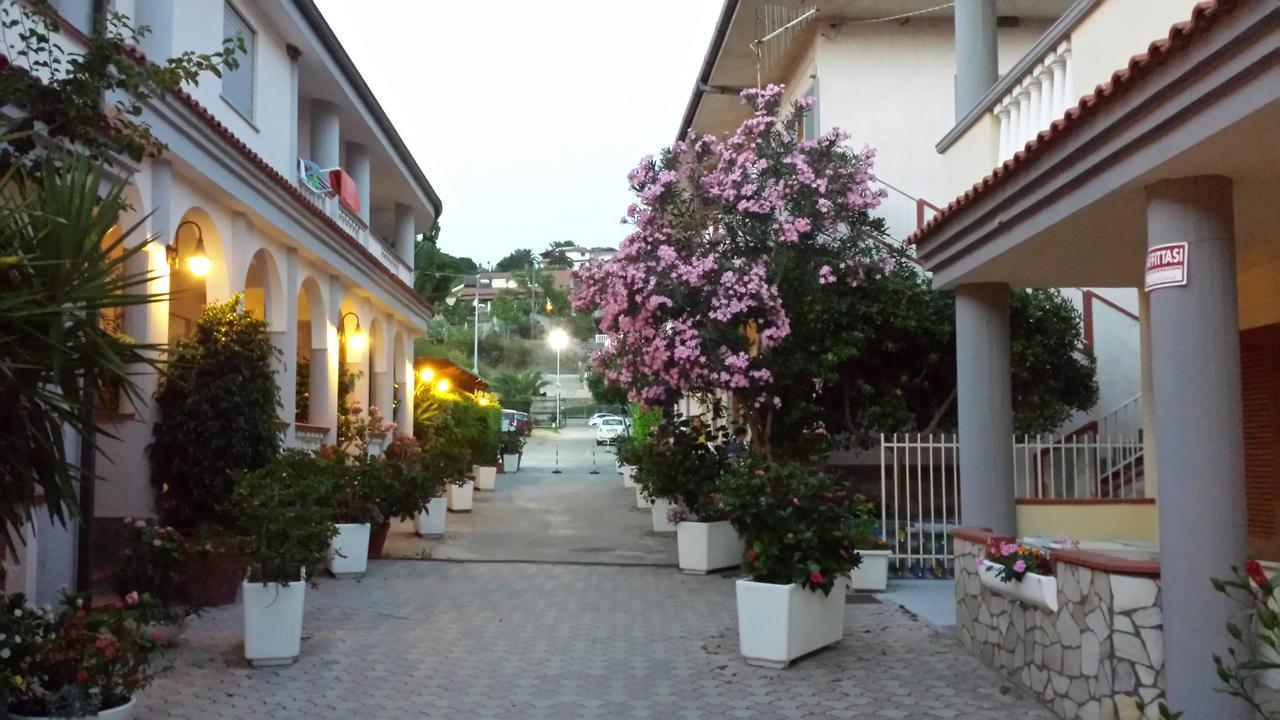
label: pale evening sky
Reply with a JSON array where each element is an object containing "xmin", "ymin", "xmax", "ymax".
[{"xmin": 313, "ymin": 0, "xmax": 725, "ymax": 267}]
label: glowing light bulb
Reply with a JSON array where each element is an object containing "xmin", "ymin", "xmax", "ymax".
[
  {"xmin": 419, "ymin": 367, "xmax": 435, "ymax": 383},
  {"xmin": 435, "ymin": 379, "xmax": 451, "ymax": 394},
  {"xmin": 186, "ymin": 253, "xmax": 212, "ymax": 278},
  {"xmin": 346, "ymin": 329, "xmax": 368, "ymax": 353}
]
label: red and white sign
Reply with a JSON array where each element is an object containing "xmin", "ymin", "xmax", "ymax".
[{"xmin": 1145, "ymin": 242, "xmax": 1188, "ymax": 291}]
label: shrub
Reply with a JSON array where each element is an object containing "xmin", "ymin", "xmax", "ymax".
[
  {"xmin": 232, "ymin": 450, "xmax": 339, "ymax": 584},
  {"xmin": 633, "ymin": 416, "xmax": 730, "ymax": 521},
  {"xmin": 720, "ymin": 459, "xmax": 864, "ymax": 594},
  {"xmin": 376, "ymin": 435, "xmax": 443, "ymax": 521},
  {"xmin": 498, "ymin": 430, "xmax": 525, "ymax": 456},
  {"xmin": 111, "ymin": 518, "xmax": 195, "ymax": 624},
  {"xmin": 1, "ymin": 592, "xmax": 166, "ymax": 717},
  {"xmin": 150, "ymin": 296, "xmax": 282, "ymax": 530}
]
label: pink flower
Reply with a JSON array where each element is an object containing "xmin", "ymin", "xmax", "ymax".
[
  {"xmin": 792, "ymin": 498, "xmax": 800, "ymax": 507},
  {"xmin": 75, "ymin": 669, "xmax": 90, "ymax": 685},
  {"xmin": 1013, "ymin": 560, "xmax": 1027, "ymax": 573},
  {"xmin": 809, "ymin": 570, "xmax": 825, "ymax": 585},
  {"xmin": 818, "ymin": 265, "xmax": 836, "ymax": 285},
  {"xmin": 999, "ymin": 542, "xmax": 1018, "ymax": 557},
  {"xmin": 124, "ymin": 591, "xmax": 139, "ymax": 606}
]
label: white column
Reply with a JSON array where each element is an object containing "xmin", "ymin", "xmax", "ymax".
[
  {"xmin": 1060, "ymin": 42, "xmax": 1074, "ymax": 112},
  {"xmin": 1015, "ymin": 84, "xmax": 1032, "ymax": 149},
  {"xmin": 345, "ymin": 142, "xmax": 371, "ymax": 223},
  {"xmin": 394, "ymin": 203, "xmax": 416, "ymax": 267},
  {"xmin": 1138, "ymin": 289, "xmax": 1156, "ymax": 499},
  {"xmin": 287, "ymin": 45, "xmax": 301, "ymax": 174},
  {"xmin": 1007, "ymin": 99, "xmax": 1021, "ymax": 158},
  {"xmin": 312, "ymin": 275, "xmax": 342, "ymax": 445},
  {"xmin": 310, "ymin": 100, "xmax": 340, "ymax": 169},
  {"xmin": 1049, "ymin": 46, "xmax": 1068, "ymax": 118},
  {"xmin": 281, "ymin": 248, "xmax": 299, "ymax": 447},
  {"xmin": 996, "ymin": 101, "xmax": 1012, "ymax": 160},
  {"xmin": 1026, "ymin": 66, "xmax": 1043, "ymax": 142},
  {"xmin": 375, "ymin": 314, "xmax": 396, "ymax": 435},
  {"xmin": 395, "ymin": 328, "xmax": 414, "ymax": 436},
  {"xmin": 1034, "ymin": 62, "xmax": 1054, "ymax": 132}
]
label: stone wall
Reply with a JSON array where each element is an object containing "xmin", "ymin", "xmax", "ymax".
[{"xmin": 955, "ymin": 536, "xmax": 1164, "ymax": 720}]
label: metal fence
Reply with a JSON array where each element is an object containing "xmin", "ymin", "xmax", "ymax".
[{"xmin": 878, "ymin": 430, "xmax": 1145, "ymax": 577}]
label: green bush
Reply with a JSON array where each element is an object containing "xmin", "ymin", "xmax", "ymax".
[
  {"xmin": 633, "ymin": 417, "xmax": 730, "ymax": 520},
  {"xmin": 413, "ymin": 390, "xmax": 490, "ymax": 483},
  {"xmin": 377, "ymin": 435, "xmax": 445, "ymax": 520},
  {"xmin": 232, "ymin": 450, "xmax": 339, "ymax": 585},
  {"xmin": 150, "ymin": 296, "xmax": 282, "ymax": 529},
  {"xmin": 720, "ymin": 459, "xmax": 863, "ymax": 594}
]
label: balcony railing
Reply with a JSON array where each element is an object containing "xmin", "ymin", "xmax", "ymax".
[
  {"xmin": 993, "ymin": 39, "xmax": 1073, "ymax": 163},
  {"xmin": 297, "ymin": 176, "xmax": 414, "ymax": 286}
]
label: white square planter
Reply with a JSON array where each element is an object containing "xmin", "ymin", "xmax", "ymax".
[
  {"xmin": 448, "ymin": 480, "xmax": 474, "ymax": 511},
  {"xmin": 473, "ymin": 465, "xmax": 497, "ymax": 491},
  {"xmin": 849, "ymin": 549, "xmax": 892, "ymax": 591},
  {"xmin": 978, "ymin": 559, "xmax": 1058, "ymax": 612},
  {"xmin": 634, "ymin": 486, "xmax": 652, "ymax": 509},
  {"xmin": 502, "ymin": 453, "xmax": 521, "ymax": 472},
  {"xmin": 651, "ymin": 497, "xmax": 676, "ymax": 533},
  {"xmin": 327, "ymin": 523, "xmax": 371, "ymax": 576},
  {"xmin": 619, "ymin": 465, "xmax": 636, "ymax": 488},
  {"xmin": 415, "ymin": 497, "xmax": 447, "ymax": 536},
  {"xmin": 243, "ymin": 579, "xmax": 307, "ymax": 666},
  {"xmin": 736, "ymin": 575, "xmax": 847, "ymax": 668},
  {"xmin": 677, "ymin": 520, "xmax": 743, "ymax": 574}
]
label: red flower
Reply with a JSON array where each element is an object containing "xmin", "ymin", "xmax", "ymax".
[
  {"xmin": 75, "ymin": 670, "xmax": 90, "ymax": 685},
  {"xmin": 1246, "ymin": 560, "xmax": 1271, "ymax": 592},
  {"xmin": 792, "ymin": 498, "xmax": 800, "ymax": 507},
  {"xmin": 744, "ymin": 549, "xmax": 758, "ymax": 562},
  {"xmin": 809, "ymin": 570, "xmax": 825, "ymax": 585}
]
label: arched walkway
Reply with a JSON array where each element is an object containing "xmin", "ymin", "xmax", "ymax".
[{"xmin": 295, "ymin": 275, "xmax": 333, "ymax": 435}]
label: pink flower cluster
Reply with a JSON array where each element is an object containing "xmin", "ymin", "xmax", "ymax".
[{"xmin": 573, "ymin": 85, "xmax": 885, "ymax": 407}]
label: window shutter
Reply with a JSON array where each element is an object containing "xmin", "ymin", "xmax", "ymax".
[
  {"xmin": 1242, "ymin": 323, "xmax": 1280, "ymax": 560},
  {"xmin": 222, "ymin": 3, "xmax": 256, "ymax": 119}
]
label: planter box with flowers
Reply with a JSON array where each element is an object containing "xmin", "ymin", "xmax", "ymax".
[
  {"xmin": 634, "ymin": 486, "xmax": 651, "ymax": 509},
  {"xmin": 850, "ymin": 548, "xmax": 892, "ymax": 592},
  {"xmin": 976, "ymin": 539, "xmax": 1057, "ymax": 613},
  {"xmin": 673, "ymin": 505, "xmax": 744, "ymax": 574},
  {"xmin": 416, "ymin": 496, "xmax": 448, "ymax": 535},
  {"xmin": 449, "ymin": 477, "xmax": 475, "ymax": 511},
  {"xmin": 112, "ymin": 518, "xmax": 203, "ymax": 643},
  {"xmin": 619, "ymin": 464, "xmax": 636, "ymax": 488},
  {"xmin": 723, "ymin": 461, "xmax": 864, "ymax": 668},
  {"xmin": 650, "ymin": 496, "xmax": 677, "ymax": 533},
  {"xmin": 232, "ymin": 450, "xmax": 340, "ymax": 666},
  {"xmin": 499, "ymin": 430, "xmax": 525, "ymax": 473},
  {"xmin": 2, "ymin": 592, "xmax": 165, "ymax": 720}
]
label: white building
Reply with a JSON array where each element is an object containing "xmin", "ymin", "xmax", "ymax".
[
  {"xmin": 3, "ymin": 0, "xmax": 439, "ymax": 601},
  {"xmin": 678, "ymin": 0, "xmax": 1141, "ymax": 440}
]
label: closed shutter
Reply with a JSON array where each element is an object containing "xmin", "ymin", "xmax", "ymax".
[
  {"xmin": 222, "ymin": 2, "xmax": 256, "ymax": 119},
  {"xmin": 1242, "ymin": 323, "xmax": 1280, "ymax": 560}
]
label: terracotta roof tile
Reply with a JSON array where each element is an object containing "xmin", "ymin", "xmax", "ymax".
[{"xmin": 909, "ymin": 0, "xmax": 1245, "ymax": 246}]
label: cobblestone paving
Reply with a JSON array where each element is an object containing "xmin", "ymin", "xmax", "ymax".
[{"xmin": 139, "ymin": 561, "xmax": 1056, "ymax": 719}]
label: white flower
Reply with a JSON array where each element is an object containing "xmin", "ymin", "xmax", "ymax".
[
  {"xmin": 0, "ymin": 648, "xmax": 9, "ymax": 659},
  {"xmin": 13, "ymin": 609, "xmax": 21, "ymax": 618}
]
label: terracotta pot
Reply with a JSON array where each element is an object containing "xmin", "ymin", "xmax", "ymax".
[
  {"xmin": 180, "ymin": 551, "xmax": 246, "ymax": 608},
  {"xmin": 367, "ymin": 520, "xmax": 391, "ymax": 559}
]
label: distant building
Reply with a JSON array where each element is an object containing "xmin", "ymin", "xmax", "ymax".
[
  {"xmin": 449, "ymin": 269, "xmax": 576, "ymax": 308},
  {"xmin": 539, "ymin": 245, "xmax": 615, "ymax": 267}
]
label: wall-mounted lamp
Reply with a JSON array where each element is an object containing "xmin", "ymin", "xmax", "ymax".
[
  {"xmin": 166, "ymin": 220, "xmax": 212, "ymax": 278},
  {"xmin": 338, "ymin": 311, "xmax": 368, "ymax": 353}
]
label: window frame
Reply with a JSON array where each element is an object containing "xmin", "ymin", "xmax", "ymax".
[{"xmin": 220, "ymin": 1, "xmax": 258, "ymax": 123}]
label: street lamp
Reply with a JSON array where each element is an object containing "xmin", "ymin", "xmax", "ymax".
[{"xmin": 548, "ymin": 328, "xmax": 569, "ymax": 428}]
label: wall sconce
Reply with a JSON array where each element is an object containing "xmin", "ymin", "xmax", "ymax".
[
  {"xmin": 166, "ymin": 220, "xmax": 212, "ymax": 277},
  {"xmin": 338, "ymin": 311, "xmax": 367, "ymax": 353}
]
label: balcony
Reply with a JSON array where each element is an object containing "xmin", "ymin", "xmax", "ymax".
[{"xmin": 296, "ymin": 171, "xmax": 414, "ymax": 286}]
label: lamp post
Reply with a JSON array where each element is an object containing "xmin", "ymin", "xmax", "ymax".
[{"xmin": 548, "ymin": 328, "xmax": 569, "ymax": 429}]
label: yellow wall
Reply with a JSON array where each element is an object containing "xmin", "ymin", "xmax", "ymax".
[
  {"xmin": 1016, "ymin": 502, "xmax": 1159, "ymax": 543},
  {"xmin": 941, "ymin": 112, "xmax": 1002, "ymax": 201},
  {"xmin": 1070, "ymin": 0, "xmax": 1200, "ymax": 103}
]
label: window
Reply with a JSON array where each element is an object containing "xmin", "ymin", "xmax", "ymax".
[
  {"xmin": 49, "ymin": 0, "xmax": 93, "ymax": 34},
  {"xmin": 799, "ymin": 81, "xmax": 820, "ymax": 140},
  {"xmin": 222, "ymin": 2, "xmax": 256, "ymax": 120}
]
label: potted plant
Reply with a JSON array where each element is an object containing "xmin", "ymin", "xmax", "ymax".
[
  {"xmin": 848, "ymin": 497, "xmax": 892, "ymax": 592},
  {"xmin": 470, "ymin": 401, "xmax": 502, "ymax": 491},
  {"xmin": 324, "ymin": 449, "xmax": 382, "ymax": 577},
  {"xmin": 2, "ymin": 591, "xmax": 166, "ymax": 719},
  {"xmin": 615, "ymin": 436, "xmax": 640, "ymax": 488},
  {"xmin": 977, "ymin": 538, "xmax": 1057, "ymax": 612},
  {"xmin": 415, "ymin": 437, "xmax": 465, "ymax": 535},
  {"xmin": 112, "ymin": 518, "xmax": 198, "ymax": 644},
  {"xmin": 499, "ymin": 431, "xmax": 525, "ymax": 473},
  {"xmin": 232, "ymin": 450, "xmax": 339, "ymax": 666},
  {"xmin": 721, "ymin": 460, "xmax": 864, "ymax": 668},
  {"xmin": 635, "ymin": 417, "xmax": 726, "ymax": 534}
]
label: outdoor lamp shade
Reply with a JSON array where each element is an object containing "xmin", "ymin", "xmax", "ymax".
[
  {"xmin": 187, "ymin": 239, "xmax": 212, "ymax": 277},
  {"xmin": 548, "ymin": 328, "xmax": 569, "ymax": 350},
  {"xmin": 346, "ymin": 329, "xmax": 368, "ymax": 353}
]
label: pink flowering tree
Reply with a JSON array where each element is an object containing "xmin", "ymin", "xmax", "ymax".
[{"xmin": 572, "ymin": 85, "xmax": 897, "ymax": 455}]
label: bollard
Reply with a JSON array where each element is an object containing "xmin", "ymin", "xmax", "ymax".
[
  {"xmin": 552, "ymin": 443, "xmax": 562, "ymax": 474},
  {"xmin": 589, "ymin": 446, "xmax": 600, "ymax": 475}
]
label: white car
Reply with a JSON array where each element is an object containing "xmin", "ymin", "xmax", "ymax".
[
  {"xmin": 588, "ymin": 412, "xmax": 621, "ymax": 427},
  {"xmin": 595, "ymin": 417, "xmax": 627, "ymax": 445}
]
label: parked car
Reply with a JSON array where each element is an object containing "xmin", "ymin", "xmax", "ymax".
[
  {"xmin": 502, "ymin": 409, "xmax": 534, "ymax": 436},
  {"xmin": 588, "ymin": 412, "xmax": 621, "ymax": 427},
  {"xmin": 595, "ymin": 417, "xmax": 627, "ymax": 445}
]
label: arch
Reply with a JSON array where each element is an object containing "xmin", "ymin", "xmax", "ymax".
[
  {"xmin": 295, "ymin": 274, "xmax": 329, "ymax": 426},
  {"xmin": 392, "ymin": 327, "xmax": 411, "ymax": 433},
  {"xmin": 167, "ymin": 208, "xmax": 227, "ymax": 342},
  {"xmin": 242, "ymin": 246, "xmax": 285, "ymax": 330}
]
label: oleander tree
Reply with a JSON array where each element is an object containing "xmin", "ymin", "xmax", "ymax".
[{"xmin": 574, "ymin": 85, "xmax": 1096, "ymax": 457}]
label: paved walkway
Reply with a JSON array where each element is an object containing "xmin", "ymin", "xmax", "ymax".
[
  {"xmin": 384, "ymin": 425, "xmax": 675, "ymax": 565},
  {"xmin": 136, "ymin": 423, "xmax": 1056, "ymax": 719}
]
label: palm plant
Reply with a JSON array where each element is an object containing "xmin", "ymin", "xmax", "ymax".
[
  {"xmin": 0, "ymin": 155, "xmax": 163, "ymax": 556},
  {"xmin": 490, "ymin": 369, "xmax": 548, "ymax": 405}
]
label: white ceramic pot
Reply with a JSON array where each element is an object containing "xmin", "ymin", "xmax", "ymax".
[
  {"xmin": 415, "ymin": 496, "xmax": 447, "ymax": 536},
  {"xmin": 677, "ymin": 520, "xmax": 743, "ymax": 574},
  {"xmin": 634, "ymin": 486, "xmax": 651, "ymax": 509},
  {"xmin": 448, "ymin": 480, "xmax": 474, "ymax": 511},
  {"xmin": 502, "ymin": 453, "xmax": 521, "ymax": 472},
  {"xmin": 849, "ymin": 549, "xmax": 892, "ymax": 592},
  {"xmin": 242, "ymin": 579, "xmax": 307, "ymax": 666},
  {"xmin": 978, "ymin": 559, "xmax": 1058, "ymax": 612},
  {"xmin": 327, "ymin": 523, "xmax": 371, "ymax": 576},
  {"xmin": 620, "ymin": 465, "xmax": 636, "ymax": 488},
  {"xmin": 650, "ymin": 497, "xmax": 676, "ymax": 533},
  {"xmin": 473, "ymin": 464, "xmax": 497, "ymax": 491},
  {"xmin": 11, "ymin": 697, "xmax": 137, "ymax": 720},
  {"xmin": 735, "ymin": 575, "xmax": 848, "ymax": 668}
]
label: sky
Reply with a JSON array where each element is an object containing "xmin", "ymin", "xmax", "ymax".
[{"xmin": 313, "ymin": 0, "xmax": 725, "ymax": 267}]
